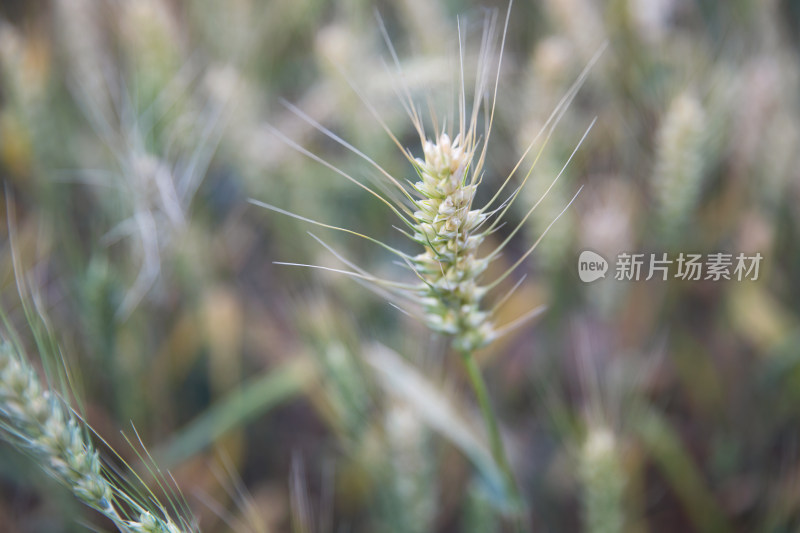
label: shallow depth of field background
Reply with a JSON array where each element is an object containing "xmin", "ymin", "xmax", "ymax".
[{"xmin": 1, "ymin": 0, "xmax": 799, "ymax": 531}]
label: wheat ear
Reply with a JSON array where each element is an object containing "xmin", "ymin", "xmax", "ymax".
[
  {"xmin": 0, "ymin": 340, "xmax": 189, "ymax": 533},
  {"xmin": 252, "ymin": 3, "xmax": 601, "ymax": 525},
  {"xmin": 579, "ymin": 425, "xmax": 625, "ymax": 533}
]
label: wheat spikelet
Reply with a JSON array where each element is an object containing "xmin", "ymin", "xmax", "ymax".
[
  {"xmin": 0, "ymin": 340, "xmax": 189, "ymax": 533},
  {"xmin": 579, "ymin": 425, "xmax": 625, "ymax": 533},
  {"xmin": 653, "ymin": 91, "xmax": 708, "ymax": 241},
  {"xmin": 408, "ymin": 129, "xmax": 494, "ymax": 351}
]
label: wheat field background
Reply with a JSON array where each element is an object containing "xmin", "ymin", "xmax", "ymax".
[{"xmin": 0, "ymin": 0, "xmax": 799, "ymax": 532}]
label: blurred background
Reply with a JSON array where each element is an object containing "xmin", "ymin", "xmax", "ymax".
[{"xmin": 1, "ymin": 0, "xmax": 799, "ymax": 531}]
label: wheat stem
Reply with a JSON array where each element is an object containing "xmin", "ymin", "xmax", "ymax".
[{"xmin": 460, "ymin": 349, "xmax": 525, "ymax": 528}]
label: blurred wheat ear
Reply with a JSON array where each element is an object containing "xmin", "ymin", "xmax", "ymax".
[
  {"xmin": 0, "ymin": 333, "xmax": 195, "ymax": 532},
  {"xmin": 0, "ymin": 211, "xmax": 196, "ymax": 532},
  {"xmin": 579, "ymin": 425, "xmax": 625, "ymax": 533}
]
